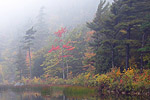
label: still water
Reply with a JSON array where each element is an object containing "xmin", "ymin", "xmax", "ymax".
[{"xmin": 0, "ymin": 89, "xmax": 149, "ymax": 100}]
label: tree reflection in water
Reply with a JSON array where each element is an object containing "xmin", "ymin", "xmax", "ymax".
[{"xmin": 0, "ymin": 90, "xmax": 149, "ymax": 100}]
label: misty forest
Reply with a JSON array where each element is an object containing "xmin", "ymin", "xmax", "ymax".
[{"xmin": 0, "ymin": 0, "xmax": 149, "ymax": 100}]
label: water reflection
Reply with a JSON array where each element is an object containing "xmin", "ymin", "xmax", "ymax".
[
  {"xmin": 0, "ymin": 90, "xmax": 44, "ymax": 100},
  {"xmin": 0, "ymin": 89, "xmax": 149, "ymax": 100}
]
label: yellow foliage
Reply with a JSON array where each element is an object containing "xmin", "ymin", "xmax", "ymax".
[
  {"xmin": 93, "ymin": 74, "xmax": 99, "ymax": 78},
  {"xmin": 84, "ymin": 52, "xmax": 96, "ymax": 59},
  {"xmin": 32, "ymin": 77, "xmax": 40, "ymax": 83},
  {"xmin": 96, "ymin": 74, "xmax": 108, "ymax": 84},
  {"xmin": 116, "ymin": 68, "xmax": 121, "ymax": 77},
  {"xmin": 120, "ymin": 29, "xmax": 127, "ymax": 34},
  {"xmin": 44, "ymin": 74, "xmax": 50, "ymax": 78},
  {"xmin": 85, "ymin": 72, "xmax": 91, "ymax": 79},
  {"xmin": 143, "ymin": 54, "xmax": 150, "ymax": 61},
  {"xmin": 22, "ymin": 77, "xmax": 29, "ymax": 84},
  {"xmin": 68, "ymin": 71, "xmax": 73, "ymax": 79},
  {"xmin": 123, "ymin": 67, "xmax": 134, "ymax": 77}
]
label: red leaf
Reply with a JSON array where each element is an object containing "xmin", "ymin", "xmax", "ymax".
[
  {"xmin": 48, "ymin": 45, "xmax": 60, "ymax": 53},
  {"xmin": 63, "ymin": 45, "xmax": 67, "ymax": 48},
  {"xmin": 66, "ymin": 47, "xmax": 75, "ymax": 51},
  {"xmin": 48, "ymin": 49, "xmax": 53, "ymax": 53},
  {"xmin": 54, "ymin": 27, "xmax": 66, "ymax": 37}
]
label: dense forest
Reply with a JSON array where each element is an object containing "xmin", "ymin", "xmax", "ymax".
[
  {"xmin": 0, "ymin": 0, "xmax": 149, "ymax": 95},
  {"xmin": 88, "ymin": 0, "xmax": 150, "ymax": 73}
]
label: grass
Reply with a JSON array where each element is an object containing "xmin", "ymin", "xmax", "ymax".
[{"xmin": 63, "ymin": 86, "xmax": 96, "ymax": 97}]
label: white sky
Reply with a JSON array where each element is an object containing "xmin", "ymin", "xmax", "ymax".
[
  {"xmin": 0, "ymin": 0, "xmax": 112, "ymax": 38},
  {"xmin": 0, "ymin": 0, "xmax": 42, "ymax": 32}
]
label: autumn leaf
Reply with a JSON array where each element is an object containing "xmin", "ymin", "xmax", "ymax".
[{"xmin": 66, "ymin": 47, "xmax": 75, "ymax": 51}]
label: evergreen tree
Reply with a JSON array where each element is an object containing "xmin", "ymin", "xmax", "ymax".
[
  {"xmin": 136, "ymin": 0, "xmax": 150, "ymax": 69},
  {"xmin": 113, "ymin": 0, "xmax": 150, "ymax": 70},
  {"xmin": 24, "ymin": 27, "xmax": 36, "ymax": 78},
  {"xmin": 88, "ymin": 0, "xmax": 150, "ymax": 73},
  {"xmin": 34, "ymin": 7, "xmax": 49, "ymax": 50},
  {"xmin": 87, "ymin": 0, "xmax": 111, "ymax": 73}
]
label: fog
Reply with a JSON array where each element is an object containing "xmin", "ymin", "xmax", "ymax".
[
  {"xmin": 0, "ymin": 0, "xmax": 95, "ymax": 35},
  {"xmin": 0, "ymin": 0, "xmax": 113, "ymax": 37},
  {"xmin": 0, "ymin": 0, "xmax": 113, "ymax": 82},
  {"xmin": 0, "ymin": 0, "xmax": 113, "ymax": 52},
  {"xmin": 0, "ymin": 0, "xmax": 102, "ymax": 50}
]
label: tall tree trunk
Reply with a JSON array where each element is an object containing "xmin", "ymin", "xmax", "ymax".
[
  {"xmin": 29, "ymin": 47, "xmax": 32, "ymax": 79},
  {"xmin": 66, "ymin": 61, "xmax": 69, "ymax": 79},
  {"xmin": 61, "ymin": 34, "xmax": 65, "ymax": 79},
  {"xmin": 125, "ymin": 0, "xmax": 133, "ymax": 70},
  {"xmin": 140, "ymin": 46, "xmax": 144, "ymax": 72},
  {"xmin": 61, "ymin": 42, "xmax": 65, "ymax": 79},
  {"xmin": 140, "ymin": 32, "xmax": 147, "ymax": 72},
  {"xmin": 126, "ymin": 44, "xmax": 130, "ymax": 70},
  {"xmin": 126, "ymin": 26, "xmax": 131, "ymax": 70},
  {"xmin": 62, "ymin": 57, "xmax": 65, "ymax": 79},
  {"xmin": 112, "ymin": 45, "xmax": 115, "ymax": 68}
]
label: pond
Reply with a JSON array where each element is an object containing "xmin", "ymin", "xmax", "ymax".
[{"xmin": 0, "ymin": 87, "xmax": 149, "ymax": 100}]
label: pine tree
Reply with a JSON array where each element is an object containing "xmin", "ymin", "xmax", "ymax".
[
  {"xmin": 135, "ymin": 0, "xmax": 150, "ymax": 70},
  {"xmin": 110, "ymin": 0, "xmax": 143, "ymax": 70},
  {"xmin": 24, "ymin": 27, "xmax": 36, "ymax": 78},
  {"xmin": 34, "ymin": 7, "xmax": 49, "ymax": 50},
  {"xmin": 87, "ymin": 0, "xmax": 111, "ymax": 73},
  {"xmin": 87, "ymin": 0, "xmax": 150, "ymax": 73}
]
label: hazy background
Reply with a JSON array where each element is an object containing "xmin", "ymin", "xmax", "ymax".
[
  {"xmin": 0, "ymin": 0, "xmax": 113, "ymax": 82},
  {"xmin": 0, "ymin": 0, "xmax": 113, "ymax": 55},
  {"xmin": 0, "ymin": 0, "xmax": 113, "ymax": 37}
]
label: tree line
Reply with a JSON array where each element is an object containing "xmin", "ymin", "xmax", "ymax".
[
  {"xmin": 88, "ymin": 0, "xmax": 150, "ymax": 74},
  {"xmin": 14, "ymin": 0, "xmax": 150, "ymax": 81}
]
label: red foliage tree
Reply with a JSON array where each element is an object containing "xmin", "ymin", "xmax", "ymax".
[
  {"xmin": 48, "ymin": 27, "xmax": 75, "ymax": 79},
  {"xmin": 48, "ymin": 27, "xmax": 75, "ymax": 57}
]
